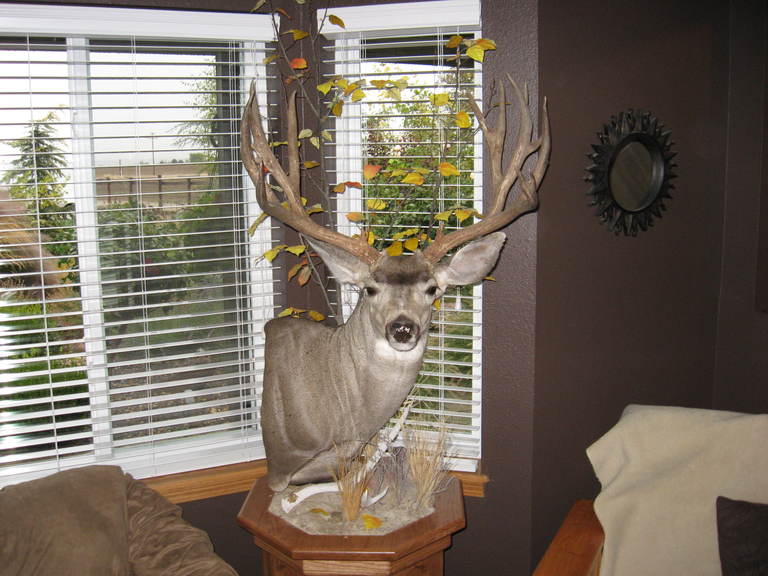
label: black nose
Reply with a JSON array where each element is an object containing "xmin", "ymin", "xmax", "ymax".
[{"xmin": 389, "ymin": 315, "xmax": 418, "ymax": 343}]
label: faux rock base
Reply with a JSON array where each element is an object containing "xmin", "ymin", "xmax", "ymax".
[{"xmin": 269, "ymin": 484, "xmax": 435, "ymax": 536}]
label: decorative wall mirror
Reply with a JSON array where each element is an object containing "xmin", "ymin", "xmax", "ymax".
[{"xmin": 585, "ymin": 109, "xmax": 677, "ymax": 236}]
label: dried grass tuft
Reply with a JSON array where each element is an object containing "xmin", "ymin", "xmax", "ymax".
[
  {"xmin": 331, "ymin": 442, "xmax": 377, "ymax": 522},
  {"xmin": 405, "ymin": 425, "xmax": 449, "ymax": 511}
]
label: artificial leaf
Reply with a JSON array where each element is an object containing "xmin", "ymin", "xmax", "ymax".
[
  {"xmin": 269, "ymin": 141, "xmax": 288, "ymax": 148},
  {"xmin": 309, "ymin": 136, "xmax": 320, "ymax": 149},
  {"xmin": 303, "ymin": 161, "xmax": 320, "ymax": 169},
  {"xmin": 328, "ymin": 14, "xmax": 345, "ymax": 28},
  {"xmin": 321, "ymin": 130, "xmax": 333, "ymax": 142},
  {"xmin": 446, "ymin": 34, "xmax": 463, "ymax": 49},
  {"xmin": 484, "ymin": 275, "xmax": 496, "ymax": 282},
  {"xmin": 316, "ymin": 80, "xmax": 334, "ymax": 95},
  {"xmin": 363, "ymin": 164, "xmax": 382, "ymax": 180},
  {"xmin": 366, "ymin": 198, "xmax": 387, "ymax": 211},
  {"xmin": 401, "ymin": 172, "xmax": 425, "ymax": 186},
  {"xmin": 297, "ymin": 265, "xmax": 312, "ymax": 286},
  {"xmin": 278, "ymin": 306, "xmax": 305, "ymax": 318},
  {"xmin": 285, "ymin": 245, "xmax": 306, "ymax": 256},
  {"xmin": 404, "ymin": 237, "xmax": 420, "ymax": 251},
  {"xmin": 412, "ymin": 166, "xmax": 431, "ymax": 175},
  {"xmin": 284, "ymin": 29, "xmax": 310, "ymax": 41},
  {"xmin": 351, "ymin": 88, "xmax": 366, "ymax": 102},
  {"xmin": 346, "ymin": 212, "xmax": 365, "ymax": 222},
  {"xmin": 289, "ymin": 57, "xmax": 308, "ymax": 69},
  {"xmin": 287, "ymin": 261, "xmax": 305, "ymax": 281},
  {"xmin": 308, "ymin": 310, "xmax": 326, "ymax": 322},
  {"xmin": 310, "ymin": 507, "xmax": 329, "ymax": 516},
  {"xmin": 429, "ymin": 93, "xmax": 450, "ymax": 107},
  {"xmin": 392, "ymin": 228, "xmax": 418, "ymax": 240},
  {"xmin": 362, "ymin": 514, "xmax": 382, "ymax": 530},
  {"xmin": 332, "ymin": 182, "xmax": 347, "ymax": 194},
  {"xmin": 263, "ymin": 53, "xmax": 278, "ymax": 65},
  {"xmin": 331, "ymin": 100, "xmax": 344, "ymax": 117},
  {"xmin": 435, "ymin": 210, "xmax": 452, "ymax": 222},
  {"xmin": 385, "ymin": 241, "xmax": 404, "ymax": 257},
  {"xmin": 263, "ymin": 244, "xmax": 287, "ymax": 262},
  {"xmin": 466, "ymin": 45, "xmax": 485, "ymax": 62},
  {"xmin": 371, "ymin": 79, "xmax": 388, "ymax": 89},
  {"xmin": 347, "ymin": 181, "xmax": 363, "ymax": 189},
  {"xmin": 433, "ymin": 298, "xmax": 442, "ymax": 310},
  {"xmin": 389, "ymin": 168, "xmax": 407, "ymax": 178},
  {"xmin": 277, "ymin": 307, "xmax": 293, "ymax": 318},
  {"xmin": 455, "ymin": 111, "xmax": 472, "ymax": 128},
  {"xmin": 335, "ymin": 78, "xmax": 349, "ymax": 90},
  {"xmin": 343, "ymin": 82, "xmax": 359, "ymax": 96},
  {"xmin": 393, "ymin": 77, "xmax": 409, "ymax": 90},
  {"xmin": 455, "ymin": 208, "xmax": 474, "ymax": 222},
  {"xmin": 300, "ymin": 196, "xmax": 309, "ymax": 206},
  {"xmin": 248, "ymin": 212, "xmax": 269, "ymax": 235},
  {"xmin": 384, "ymin": 87, "xmax": 401, "ymax": 101},
  {"xmin": 298, "ymin": 128, "xmax": 313, "ymax": 139},
  {"xmin": 367, "ymin": 231, "xmax": 376, "ymax": 245},
  {"xmin": 306, "ymin": 204, "xmax": 324, "ymax": 215},
  {"xmin": 274, "ymin": 7, "xmax": 291, "ymax": 19},
  {"xmin": 439, "ymin": 162, "xmax": 460, "ymax": 177},
  {"xmin": 250, "ymin": 0, "xmax": 267, "ymax": 11},
  {"xmin": 474, "ymin": 38, "xmax": 497, "ymax": 50}
]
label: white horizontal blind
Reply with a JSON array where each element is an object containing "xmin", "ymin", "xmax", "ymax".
[
  {"xmin": 0, "ymin": 6, "xmax": 275, "ymax": 485},
  {"xmin": 321, "ymin": 0, "xmax": 484, "ymax": 469}
]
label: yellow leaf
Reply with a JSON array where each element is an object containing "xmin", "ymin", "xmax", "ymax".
[
  {"xmin": 343, "ymin": 82, "xmax": 359, "ymax": 96},
  {"xmin": 289, "ymin": 57, "xmax": 308, "ymax": 69},
  {"xmin": 389, "ymin": 169, "xmax": 407, "ymax": 178},
  {"xmin": 248, "ymin": 212, "xmax": 269, "ymax": 235},
  {"xmin": 309, "ymin": 136, "xmax": 320, "ymax": 149},
  {"xmin": 321, "ymin": 130, "xmax": 333, "ymax": 142},
  {"xmin": 284, "ymin": 29, "xmax": 309, "ymax": 41},
  {"xmin": 263, "ymin": 244, "xmax": 287, "ymax": 262},
  {"xmin": 328, "ymin": 14, "xmax": 345, "ymax": 28},
  {"xmin": 363, "ymin": 164, "xmax": 382, "ymax": 180},
  {"xmin": 455, "ymin": 111, "xmax": 472, "ymax": 128},
  {"xmin": 308, "ymin": 310, "xmax": 326, "ymax": 322},
  {"xmin": 346, "ymin": 212, "xmax": 365, "ymax": 222},
  {"xmin": 392, "ymin": 228, "xmax": 418, "ymax": 240},
  {"xmin": 303, "ymin": 161, "xmax": 320, "ymax": 169},
  {"xmin": 351, "ymin": 88, "xmax": 366, "ymax": 102},
  {"xmin": 435, "ymin": 210, "xmax": 452, "ymax": 222},
  {"xmin": 428, "ymin": 93, "xmax": 450, "ymax": 107},
  {"xmin": 385, "ymin": 241, "xmax": 403, "ymax": 256},
  {"xmin": 310, "ymin": 507, "xmax": 329, "ymax": 515},
  {"xmin": 393, "ymin": 77, "xmax": 409, "ymax": 90},
  {"xmin": 298, "ymin": 128, "xmax": 313, "ymax": 139},
  {"xmin": 404, "ymin": 237, "xmax": 420, "ymax": 251},
  {"xmin": 335, "ymin": 78, "xmax": 349, "ymax": 90},
  {"xmin": 362, "ymin": 514, "xmax": 382, "ymax": 530},
  {"xmin": 466, "ymin": 45, "xmax": 485, "ymax": 62},
  {"xmin": 433, "ymin": 298, "xmax": 442, "ymax": 310},
  {"xmin": 401, "ymin": 172, "xmax": 425, "ymax": 186},
  {"xmin": 300, "ymin": 196, "xmax": 309, "ymax": 206},
  {"xmin": 269, "ymin": 141, "xmax": 288, "ymax": 148},
  {"xmin": 446, "ymin": 34, "xmax": 463, "ymax": 49},
  {"xmin": 286, "ymin": 245, "xmax": 306, "ymax": 256},
  {"xmin": 474, "ymin": 38, "xmax": 497, "ymax": 50},
  {"xmin": 332, "ymin": 100, "xmax": 344, "ymax": 117},
  {"xmin": 371, "ymin": 79, "xmax": 388, "ymax": 89},
  {"xmin": 316, "ymin": 80, "xmax": 334, "ymax": 95},
  {"xmin": 306, "ymin": 204, "xmax": 324, "ymax": 215},
  {"xmin": 455, "ymin": 208, "xmax": 473, "ymax": 222},
  {"xmin": 278, "ymin": 307, "xmax": 304, "ymax": 318},
  {"xmin": 439, "ymin": 162, "xmax": 460, "ymax": 177},
  {"xmin": 297, "ymin": 265, "xmax": 312, "ymax": 286},
  {"xmin": 263, "ymin": 53, "xmax": 278, "ymax": 65},
  {"xmin": 412, "ymin": 166, "xmax": 431, "ymax": 175},
  {"xmin": 332, "ymin": 182, "xmax": 347, "ymax": 194},
  {"xmin": 287, "ymin": 261, "xmax": 305, "ymax": 281},
  {"xmin": 251, "ymin": 0, "xmax": 267, "ymax": 11},
  {"xmin": 484, "ymin": 275, "xmax": 496, "ymax": 282},
  {"xmin": 366, "ymin": 198, "xmax": 387, "ymax": 211},
  {"xmin": 367, "ymin": 231, "xmax": 376, "ymax": 245}
]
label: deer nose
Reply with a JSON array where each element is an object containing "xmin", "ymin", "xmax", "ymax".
[{"xmin": 388, "ymin": 315, "xmax": 419, "ymax": 343}]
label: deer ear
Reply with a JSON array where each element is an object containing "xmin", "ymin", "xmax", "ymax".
[
  {"xmin": 434, "ymin": 232, "xmax": 506, "ymax": 288},
  {"xmin": 307, "ymin": 238, "xmax": 370, "ymax": 287}
]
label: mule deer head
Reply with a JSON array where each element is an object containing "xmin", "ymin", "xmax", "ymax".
[{"xmin": 241, "ymin": 75, "xmax": 550, "ymax": 491}]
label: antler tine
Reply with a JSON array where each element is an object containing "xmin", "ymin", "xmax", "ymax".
[
  {"xmin": 241, "ymin": 81, "xmax": 381, "ymax": 266},
  {"xmin": 423, "ymin": 75, "xmax": 550, "ymax": 263}
]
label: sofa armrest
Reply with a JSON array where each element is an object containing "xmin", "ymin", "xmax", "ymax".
[
  {"xmin": 126, "ymin": 476, "xmax": 238, "ymax": 576},
  {"xmin": 534, "ymin": 500, "xmax": 604, "ymax": 576}
]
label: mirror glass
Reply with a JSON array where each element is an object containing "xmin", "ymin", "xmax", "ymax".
[{"xmin": 609, "ymin": 141, "xmax": 655, "ymax": 212}]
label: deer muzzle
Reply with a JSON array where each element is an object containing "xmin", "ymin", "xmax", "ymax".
[{"xmin": 386, "ymin": 315, "xmax": 420, "ymax": 350}]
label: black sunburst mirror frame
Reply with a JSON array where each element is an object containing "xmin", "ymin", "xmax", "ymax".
[{"xmin": 585, "ymin": 109, "xmax": 677, "ymax": 236}]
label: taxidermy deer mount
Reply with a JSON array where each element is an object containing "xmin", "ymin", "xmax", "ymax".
[{"xmin": 241, "ymin": 74, "xmax": 550, "ymax": 493}]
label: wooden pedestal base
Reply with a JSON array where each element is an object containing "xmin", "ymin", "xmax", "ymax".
[{"xmin": 237, "ymin": 478, "xmax": 466, "ymax": 576}]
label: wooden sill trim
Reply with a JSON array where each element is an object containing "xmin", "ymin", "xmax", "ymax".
[{"xmin": 144, "ymin": 459, "xmax": 489, "ymax": 504}]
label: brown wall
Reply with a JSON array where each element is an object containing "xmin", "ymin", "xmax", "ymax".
[{"xmin": 10, "ymin": 0, "xmax": 765, "ymax": 573}]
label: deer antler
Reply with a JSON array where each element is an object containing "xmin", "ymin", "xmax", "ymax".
[
  {"xmin": 241, "ymin": 82, "xmax": 381, "ymax": 266},
  {"xmin": 422, "ymin": 74, "xmax": 551, "ymax": 263}
]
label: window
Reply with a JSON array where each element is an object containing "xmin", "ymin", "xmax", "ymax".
[
  {"xmin": 0, "ymin": 5, "xmax": 275, "ymax": 485},
  {"xmin": 321, "ymin": 0, "xmax": 483, "ymax": 470}
]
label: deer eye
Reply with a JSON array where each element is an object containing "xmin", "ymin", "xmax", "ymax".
[
  {"xmin": 365, "ymin": 286, "xmax": 378, "ymax": 297},
  {"xmin": 425, "ymin": 285, "xmax": 438, "ymax": 297}
]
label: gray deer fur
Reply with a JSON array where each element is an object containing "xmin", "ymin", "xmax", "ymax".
[{"xmin": 261, "ymin": 234, "xmax": 505, "ymax": 491}]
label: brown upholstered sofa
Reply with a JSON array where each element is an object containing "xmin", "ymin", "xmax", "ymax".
[{"xmin": 0, "ymin": 465, "xmax": 238, "ymax": 576}]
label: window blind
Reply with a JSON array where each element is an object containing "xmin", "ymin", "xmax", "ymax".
[
  {"xmin": 320, "ymin": 0, "xmax": 484, "ymax": 470},
  {"xmin": 0, "ymin": 5, "xmax": 276, "ymax": 485}
]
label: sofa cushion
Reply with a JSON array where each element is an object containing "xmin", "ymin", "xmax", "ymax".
[
  {"xmin": 717, "ymin": 496, "xmax": 768, "ymax": 576},
  {"xmin": 587, "ymin": 405, "xmax": 768, "ymax": 576},
  {"xmin": 0, "ymin": 465, "xmax": 130, "ymax": 576}
]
